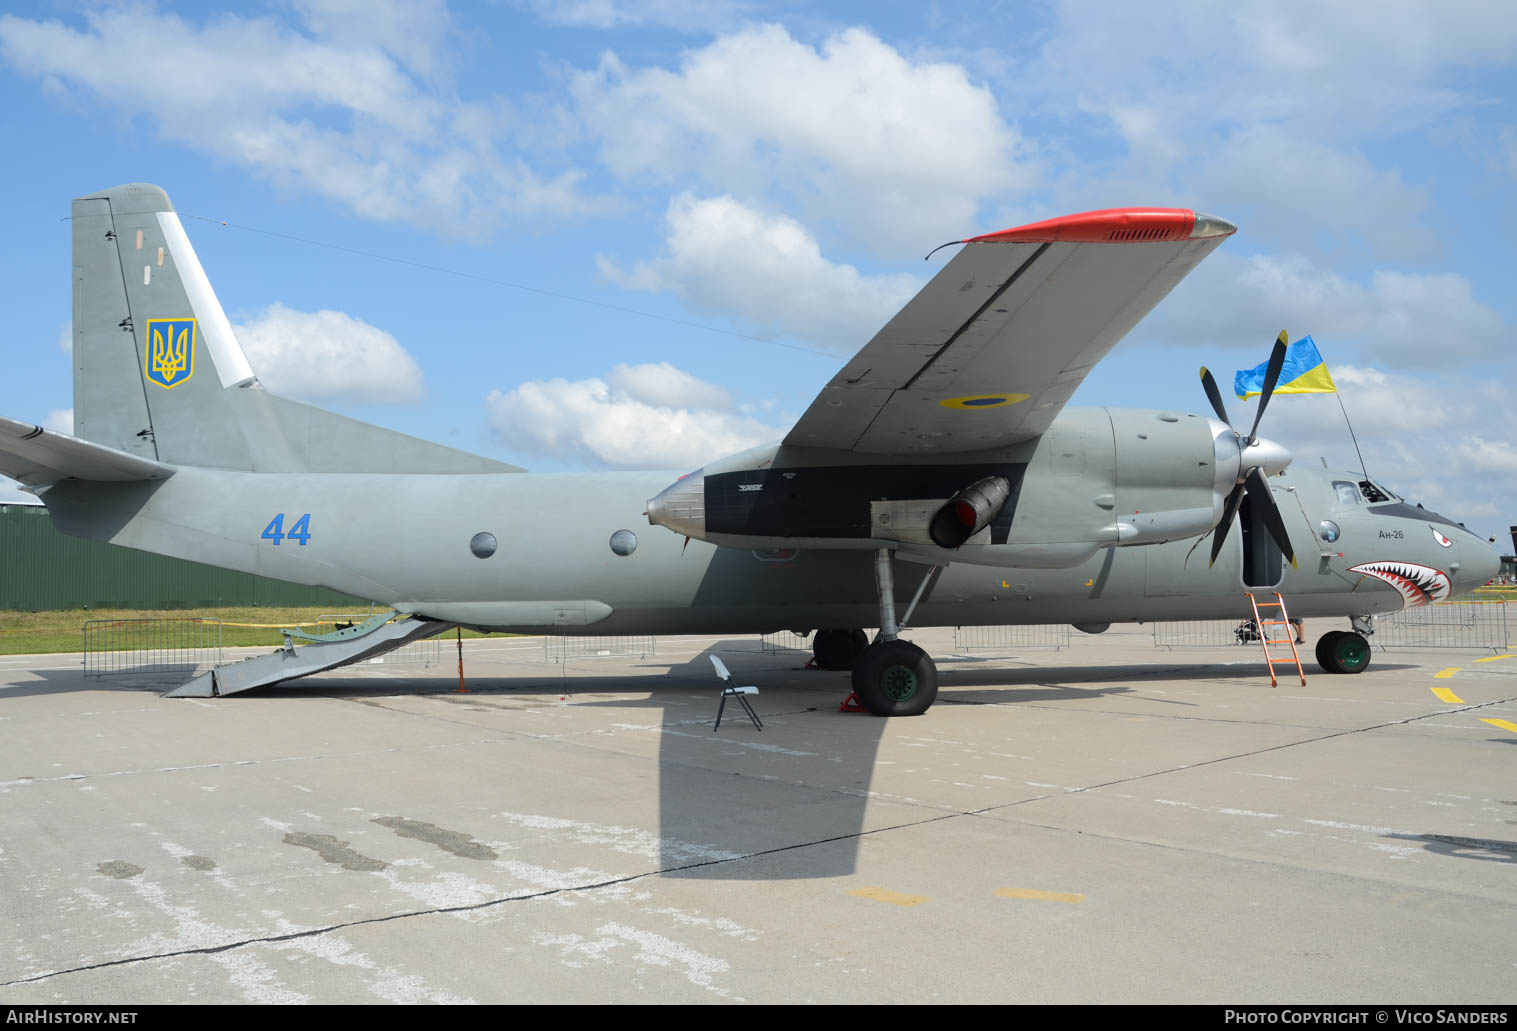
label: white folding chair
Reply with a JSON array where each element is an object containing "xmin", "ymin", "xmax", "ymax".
[{"xmin": 709, "ymin": 655, "xmax": 763, "ymax": 731}]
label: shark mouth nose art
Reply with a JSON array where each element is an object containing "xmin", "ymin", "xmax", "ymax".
[{"xmin": 1348, "ymin": 561, "xmax": 1451, "ymax": 608}]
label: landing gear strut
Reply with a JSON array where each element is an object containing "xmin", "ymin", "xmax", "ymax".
[{"xmin": 850, "ymin": 549, "xmax": 939, "ymax": 717}]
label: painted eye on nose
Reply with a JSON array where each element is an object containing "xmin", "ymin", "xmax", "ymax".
[
  {"xmin": 1318, "ymin": 520, "xmax": 1340, "ymax": 543},
  {"xmin": 1430, "ymin": 527, "xmax": 1453, "ymax": 548}
]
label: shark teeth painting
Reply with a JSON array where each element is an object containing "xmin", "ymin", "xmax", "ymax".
[{"xmin": 1348, "ymin": 561, "xmax": 1452, "ymax": 608}]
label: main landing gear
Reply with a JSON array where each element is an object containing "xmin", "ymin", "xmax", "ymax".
[
  {"xmin": 811, "ymin": 628, "xmax": 869, "ymax": 671},
  {"xmin": 848, "ymin": 549, "xmax": 939, "ymax": 717},
  {"xmin": 1314, "ymin": 628, "xmax": 1372, "ymax": 674}
]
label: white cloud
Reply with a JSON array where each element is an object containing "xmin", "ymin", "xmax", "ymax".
[
  {"xmin": 1245, "ymin": 365, "xmax": 1516, "ymax": 531},
  {"xmin": 0, "ymin": 477, "xmax": 39, "ymax": 505},
  {"xmin": 291, "ymin": 0, "xmax": 453, "ymax": 79},
  {"xmin": 1018, "ymin": 2, "xmax": 1517, "ymax": 264},
  {"xmin": 233, "ymin": 303, "xmax": 424, "ymax": 405},
  {"xmin": 1195, "ymin": 127, "xmax": 1436, "ymax": 260},
  {"xmin": 486, "ymin": 362, "xmax": 783, "ymax": 468},
  {"xmin": 571, "ymin": 23, "xmax": 1031, "ymax": 253},
  {"xmin": 519, "ymin": 0, "xmax": 752, "ymax": 32},
  {"xmin": 599, "ymin": 194, "xmax": 920, "ymax": 352},
  {"xmin": 1148, "ymin": 252, "xmax": 1507, "ymax": 368},
  {"xmin": 0, "ymin": 4, "xmax": 602, "ymax": 235},
  {"xmin": 603, "ymin": 361, "xmax": 732, "ymax": 411},
  {"xmin": 57, "ymin": 320, "xmax": 71, "ymax": 356},
  {"xmin": 1036, "ymin": 1, "xmax": 1517, "ymax": 145},
  {"xmin": 44, "ymin": 409, "xmax": 73, "ymax": 435}
]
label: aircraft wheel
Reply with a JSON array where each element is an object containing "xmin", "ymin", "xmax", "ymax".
[
  {"xmin": 1313, "ymin": 631, "xmax": 1344, "ymax": 671},
  {"xmin": 1319, "ymin": 631, "xmax": 1371, "ymax": 674},
  {"xmin": 813, "ymin": 628, "xmax": 867, "ymax": 671},
  {"xmin": 851, "ymin": 640, "xmax": 938, "ymax": 717}
]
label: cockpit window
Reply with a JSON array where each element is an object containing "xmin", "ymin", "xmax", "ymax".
[
  {"xmin": 1332, "ymin": 481, "xmax": 1360, "ymax": 506},
  {"xmin": 1357, "ymin": 480, "xmax": 1398, "ymax": 503}
]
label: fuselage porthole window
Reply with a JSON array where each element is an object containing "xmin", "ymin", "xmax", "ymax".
[{"xmin": 469, "ymin": 532, "xmax": 497, "ymax": 559}]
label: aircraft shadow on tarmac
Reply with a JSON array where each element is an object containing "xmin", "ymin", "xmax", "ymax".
[
  {"xmin": 7, "ymin": 646, "xmax": 1430, "ymax": 883},
  {"xmin": 1390, "ymin": 833, "xmax": 1517, "ymax": 865},
  {"xmin": 581, "ymin": 643, "xmax": 1190, "ymax": 881}
]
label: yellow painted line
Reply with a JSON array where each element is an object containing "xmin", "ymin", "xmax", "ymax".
[
  {"xmin": 849, "ymin": 886, "xmax": 929, "ymax": 907},
  {"xmin": 1480, "ymin": 718, "xmax": 1517, "ymax": 734},
  {"xmin": 995, "ymin": 887, "xmax": 1085, "ymax": 905},
  {"xmin": 1431, "ymin": 687, "xmax": 1464, "ymax": 704},
  {"xmin": 1475, "ymin": 654, "xmax": 1514, "ymax": 663},
  {"xmin": 1433, "ymin": 668, "xmax": 1462, "ymax": 679}
]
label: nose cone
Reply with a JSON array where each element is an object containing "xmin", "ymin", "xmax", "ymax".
[
  {"xmin": 1243, "ymin": 436, "xmax": 1292, "ymax": 477},
  {"xmin": 646, "ymin": 470, "xmax": 706, "ymax": 538},
  {"xmin": 1456, "ymin": 534, "xmax": 1502, "ymax": 595}
]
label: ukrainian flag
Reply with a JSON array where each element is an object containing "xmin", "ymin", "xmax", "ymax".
[{"xmin": 1234, "ymin": 335, "xmax": 1337, "ymax": 400}]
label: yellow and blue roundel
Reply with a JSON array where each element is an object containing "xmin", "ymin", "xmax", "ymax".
[
  {"xmin": 939, "ymin": 393, "xmax": 1030, "ymax": 410},
  {"xmin": 144, "ymin": 317, "xmax": 197, "ymax": 389}
]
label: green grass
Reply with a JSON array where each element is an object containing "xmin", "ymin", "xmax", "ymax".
[{"xmin": 0, "ymin": 606, "xmax": 502, "ymax": 655}]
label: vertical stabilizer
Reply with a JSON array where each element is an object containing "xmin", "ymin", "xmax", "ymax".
[
  {"xmin": 73, "ymin": 183, "xmax": 257, "ymax": 468},
  {"xmin": 69, "ymin": 182, "xmax": 521, "ymax": 475}
]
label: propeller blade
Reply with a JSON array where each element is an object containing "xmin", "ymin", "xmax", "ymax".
[
  {"xmin": 1244, "ymin": 466, "xmax": 1297, "ymax": 568},
  {"xmin": 1247, "ymin": 331, "xmax": 1288, "ymax": 444},
  {"xmin": 1208, "ymin": 481, "xmax": 1247, "ymax": 568},
  {"xmin": 1199, "ymin": 366, "xmax": 1231, "ymax": 426}
]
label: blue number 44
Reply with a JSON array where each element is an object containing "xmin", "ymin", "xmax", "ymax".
[{"xmin": 262, "ymin": 513, "xmax": 312, "ymax": 546}]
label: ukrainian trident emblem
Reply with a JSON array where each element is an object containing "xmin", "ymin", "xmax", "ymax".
[{"xmin": 144, "ymin": 317, "xmax": 196, "ymax": 389}]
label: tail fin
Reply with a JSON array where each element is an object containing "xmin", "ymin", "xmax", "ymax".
[{"xmin": 71, "ymin": 183, "xmax": 519, "ymax": 474}]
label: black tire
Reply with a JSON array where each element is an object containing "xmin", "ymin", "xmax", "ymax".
[
  {"xmin": 850, "ymin": 639, "xmax": 938, "ymax": 717},
  {"xmin": 1314, "ymin": 631, "xmax": 1344, "ymax": 671},
  {"xmin": 1325, "ymin": 631, "xmax": 1372, "ymax": 674},
  {"xmin": 813, "ymin": 628, "xmax": 864, "ymax": 671}
]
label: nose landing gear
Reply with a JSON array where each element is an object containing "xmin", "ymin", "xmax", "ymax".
[{"xmin": 1314, "ymin": 630, "xmax": 1372, "ymax": 674}]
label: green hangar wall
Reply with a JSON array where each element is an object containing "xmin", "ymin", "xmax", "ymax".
[{"xmin": 0, "ymin": 504, "xmax": 368, "ymax": 611}]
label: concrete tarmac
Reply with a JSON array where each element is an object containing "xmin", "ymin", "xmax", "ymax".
[{"xmin": 0, "ymin": 625, "xmax": 1513, "ymax": 1004}]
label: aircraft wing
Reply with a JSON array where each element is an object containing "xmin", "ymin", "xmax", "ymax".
[
  {"xmin": 0, "ymin": 415, "xmax": 175, "ymax": 487},
  {"xmin": 783, "ymin": 208, "xmax": 1236, "ymax": 455}
]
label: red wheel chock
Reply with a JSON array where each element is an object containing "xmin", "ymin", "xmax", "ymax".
[{"xmin": 839, "ymin": 692, "xmax": 867, "ymax": 713}]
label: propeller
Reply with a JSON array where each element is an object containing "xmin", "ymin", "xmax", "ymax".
[{"xmin": 1197, "ymin": 331, "xmax": 1296, "ymax": 569}]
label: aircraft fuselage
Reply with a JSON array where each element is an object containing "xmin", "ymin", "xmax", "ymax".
[{"xmin": 38, "ymin": 405, "xmax": 1496, "ymax": 636}]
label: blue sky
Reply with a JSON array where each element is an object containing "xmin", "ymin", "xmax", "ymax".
[{"xmin": 2, "ymin": 1, "xmax": 1514, "ymax": 544}]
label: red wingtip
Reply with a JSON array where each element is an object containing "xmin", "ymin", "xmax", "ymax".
[{"xmin": 965, "ymin": 208, "xmax": 1236, "ymax": 244}]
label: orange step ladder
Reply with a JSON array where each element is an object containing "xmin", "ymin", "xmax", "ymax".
[{"xmin": 1247, "ymin": 591, "xmax": 1306, "ymax": 688}]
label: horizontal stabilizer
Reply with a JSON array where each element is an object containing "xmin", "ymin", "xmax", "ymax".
[{"xmin": 0, "ymin": 415, "xmax": 175, "ymax": 487}]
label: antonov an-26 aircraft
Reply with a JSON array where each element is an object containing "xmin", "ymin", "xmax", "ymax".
[{"xmin": 0, "ymin": 184, "xmax": 1500, "ymax": 713}]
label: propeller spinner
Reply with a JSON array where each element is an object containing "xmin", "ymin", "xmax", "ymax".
[{"xmin": 1198, "ymin": 332, "xmax": 1297, "ymax": 569}]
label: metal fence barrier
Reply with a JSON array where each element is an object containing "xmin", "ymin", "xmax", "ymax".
[
  {"xmin": 760, "ymin": 631, "xmax": 812, "ymax": 654},
  {"xmin": 1373, "ymin": 601, "xmax": 1508, "ymax": 652},
  {"xmin": 952, "ymin": 624, "xmax": 1072, "ymax": 652},
  {"xmin": 543, "ymin": 636, "xmax": 656, "ymax": 662},
  {"xmin": 1153, "ymin": 619, "xmax": 1267, "ymax": 649},
  {"xmin": 83, "ymin": 618, "xmax": 223, "ymax": 678},
  {"xmin": 1153, "ymin": 601, "xmax": 1509, "ymax": 652}
]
